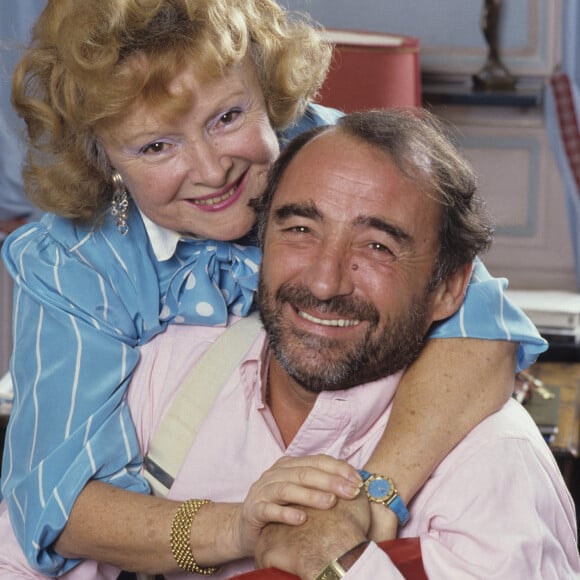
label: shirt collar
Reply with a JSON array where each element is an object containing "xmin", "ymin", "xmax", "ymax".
[
  {"xmin": 242, "ymin": 331, "xmax": 402, "ymax": 455},
  {"xmin": 139, "ymin": 209, "xmax": 182, "ymax": 262}
]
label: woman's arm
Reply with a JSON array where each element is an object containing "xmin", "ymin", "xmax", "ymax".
[
  {"xmin": 54, "ymin": 456, "xmax": 362, "ymax": 574},
  {"xmin": 364, "ymin": 338, "xmax": 517, "ymax": 538},
  {"xmin": 54, "ymin": 482, "xmax": 180, "ymax": 574},
  {"xmin": 1, "ymin": 220, "xmax": 150, "ymax": 574},
  {"xmin": 362, "ymin": 260, "xmax": 545, "ymax": 539}
]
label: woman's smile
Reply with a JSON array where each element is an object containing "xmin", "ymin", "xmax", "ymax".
[{"xmin": 188, "ymin": 170, "xmax": 247, "ymax": 211}]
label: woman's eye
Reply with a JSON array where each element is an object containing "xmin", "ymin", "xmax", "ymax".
[
  {"xmin": 141, "ymin": 141, "xmax": 169, "ymax": 155},
  {"xmin": 217, "ymin": 109, "xmax": 242, "ymax": 127}
]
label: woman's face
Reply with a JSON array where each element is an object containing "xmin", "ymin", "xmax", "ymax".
[{"xmin": 100, "ymin": 59, "xmax": 280, "ymax": 241}]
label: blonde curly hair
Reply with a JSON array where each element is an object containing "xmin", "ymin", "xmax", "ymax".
[{"xmin": 12, "ymin": 0, "xmax": 332, "ymax": 221}]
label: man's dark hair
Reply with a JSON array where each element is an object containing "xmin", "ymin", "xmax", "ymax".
[{"xmin": 255, "ymin": 109, "xmax": 493, "ymax": 288}]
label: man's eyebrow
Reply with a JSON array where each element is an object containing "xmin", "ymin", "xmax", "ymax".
[
  {"xmin": 272, "ymin": 201, "xmax": 321, "ymax": 222},
  {"xmin": 354, "ymin": 215, "xmax": 414, "ymax": 247}
]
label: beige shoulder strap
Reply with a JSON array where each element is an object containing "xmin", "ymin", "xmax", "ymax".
[{"xmin": 143, "ymin": 313, "xmax": 263, "ymax": 497}]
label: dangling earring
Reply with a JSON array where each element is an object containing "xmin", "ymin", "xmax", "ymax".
[{"xmin": 110, "ymin": 171, "xmax": 129, "ymax": 236}]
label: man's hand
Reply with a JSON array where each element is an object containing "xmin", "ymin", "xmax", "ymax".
[
  {"xmin": 233, "ymin": 455, "xmax": 362, "ymax": 557},
  {"xmin": 254, "ymin": 494, "xmax": 371, "ymax": 580}
]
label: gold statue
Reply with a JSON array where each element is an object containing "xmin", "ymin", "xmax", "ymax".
[{"xmin": 473, "ymin": 0, "xmax": 517, "ymax": 90}]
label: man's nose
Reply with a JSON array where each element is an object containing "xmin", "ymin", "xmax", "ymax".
[
  {"xmin": 187, "ymin": 139, "xmax": 232, "ymax": 187},
  {"xmin": 303, "ymin": 241, "xmax": 355, "ymax": 301}
]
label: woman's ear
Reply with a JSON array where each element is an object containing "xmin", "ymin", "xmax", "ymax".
[{"xmin": 430, "ymin": 262, "xmax": 473, "ymax": 323}]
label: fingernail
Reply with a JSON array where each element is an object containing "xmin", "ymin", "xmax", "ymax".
[
  {"xmin": 322, "ymin": 493, "xmax": 336, "ymax": 506},
  {"xmin": 343, "ymin": 484, "xmax": 361, "ymax": 498}
]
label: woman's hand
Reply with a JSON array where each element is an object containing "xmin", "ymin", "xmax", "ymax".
[{"xmin": 233, "ymin": 455, "xmax": 362, "ymax": 556}]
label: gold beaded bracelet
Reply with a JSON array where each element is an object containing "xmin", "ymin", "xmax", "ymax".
[{"xmin": 170, "ymin": 499, "xmax": 218, "ymax": 575}]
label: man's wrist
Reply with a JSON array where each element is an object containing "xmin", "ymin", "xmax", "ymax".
[{"xmin": 313, "ymin": 540, "xmax": 370, "ymax": 579}]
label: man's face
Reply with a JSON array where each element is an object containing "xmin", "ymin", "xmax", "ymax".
[{"xmin": 259, "ymin": 129, "xmax": 449, "ymax": 392}]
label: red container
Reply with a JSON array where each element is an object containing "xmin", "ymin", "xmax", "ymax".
[{"xmin": 318, "ymin": 30, "xmax": 421, "ymax": 112}]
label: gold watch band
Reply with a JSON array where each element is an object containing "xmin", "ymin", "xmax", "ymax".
[
  {"xmin": 313, "ymin": 558, "xmax": 346, "ymax": 580},
  {"xmin": 313, "ymin": 541, "xmax": 370, "ymax": 580}
]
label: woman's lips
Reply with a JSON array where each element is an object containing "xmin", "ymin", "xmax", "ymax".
[{"xmin": 190, "ymin": 171, "xmax": 248, "ymax": 212}]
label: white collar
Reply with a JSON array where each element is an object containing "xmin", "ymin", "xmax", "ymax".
[{"xmin": 138, "ymin": 209, "xmax": 183, "ymax": 262}]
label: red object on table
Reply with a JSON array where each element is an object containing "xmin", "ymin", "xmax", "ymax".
[{"xmin": 317, "ymin": 29, "xmax": 422, "ymax": 113}]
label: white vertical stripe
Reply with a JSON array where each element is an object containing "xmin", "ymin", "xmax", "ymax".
[
  {"xmin": 71, "ymin": 245, "xmax": 107, "ymax": 328},
  {"xmin": 119, "ymin": 344, "xmax": 131, "ymax": 460},
  {"xmin": 98, "ymin": 275, "xmax": 108, "ymax": 323},
  {"xmin": 3, "ymin": 285, "xmax": 23, "ymax": 484},
  {"xmin": 85, "ymin": 417, "xmax": 97, "ymax": 473},
  {"xmin": 458, "ymin": 303, "xmax": 467, "ymax": 338},
  {"xmin": 120, "ymin": 345, "xmax": 130, "ymax": 460},
  {"xmin": 54, "ymin": 488, "xmax": 68, "ymax": 519},
  {"xmin": 0, "ymin": 257, "xmax": 13, "ymax": 376},
  {"xmin": 84, "ymin": 415, "xmax": 93, "ymax": 445},
  {"xmin": 498, "ymin": 279, "xmax": 511, "ymax": 341},
  {"xmin": 11, "ymin": 283, "xmax": 22, "ymax": 351},
  {"xmin": 28, "ymin": 307, "xmax": 44, "ymax": 472},
  {"xmin": 87, "ymin": 440, "xmax": 96, "ymax": 474},
  {"xmin": 17, "ymin": 237, "xmax": 35, "ymax": 284},
  {"xmin": 101, "ymin": 231, "xmax": 130, "ymax": 275},
  {"xmin": 53, "ymin": 242, "xmax": 85, "ymax": 438},
  {"xmin": 121, "ymin": 342, "xmax": 127, "ymax": 381},
  {"xmin": 64, "ymin": 315, "xmax": 83, "ymax": 438},
  {"xmin": 119, "ymin": 401, "xmax": 131, "ymax": 463},
  {"xmin": 10, "ymin": 490, "xmax": 25, "ymax": 524},
  {"xmin": 38, "ymin": 461, "xmax": 45, "ymax": 508},
  {"xmin": 52, "ymin": 248, "xmax": 62, "ymax": 294}
]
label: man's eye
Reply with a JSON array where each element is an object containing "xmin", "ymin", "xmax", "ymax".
[
  {"xmin": 279, "ymin": 225, "xmax": 311, "ymax": 240},
  {"xmin": 368, "ymin": 242, "xmax": 396, "ymax": 260},
  {"xmin": 283, "ymin": 225, "xmax": 311, "ymax": 235}
]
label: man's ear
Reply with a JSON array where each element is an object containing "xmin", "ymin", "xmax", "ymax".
[{"xmin": 430, "ymin": 262, "xmax": 473, "ymax": 323}]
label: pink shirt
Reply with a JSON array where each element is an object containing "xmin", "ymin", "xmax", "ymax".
[{"xmin": 0, "ymin": 321, "xmax": 578, "ymax": 578}]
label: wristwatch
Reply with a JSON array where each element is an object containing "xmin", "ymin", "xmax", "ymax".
[
  {"xmin": 358, "ymin": 469, "xmax": 410, "ymax": 526},
  {"xmin": 314, "ymin": 541, "xmax": 370, "ymax": 579}
]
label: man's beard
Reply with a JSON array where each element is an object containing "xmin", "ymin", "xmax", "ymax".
[{"xmin": 258, "ymin": 280, "xmax": 431, "ymax": 393}]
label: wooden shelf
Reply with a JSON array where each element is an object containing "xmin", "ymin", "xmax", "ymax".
[{"xmin": 422, "ymin": 80, "xmax": 544, "ymax": 109}]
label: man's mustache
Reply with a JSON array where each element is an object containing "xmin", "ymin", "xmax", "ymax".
[{"xmin": 275, "ymin": 283, "xmax": 380, "ymax": 325}]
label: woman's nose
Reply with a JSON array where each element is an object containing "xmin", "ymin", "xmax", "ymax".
[{"xmin": 187, "ymin": 139, "xmax": 233, "ymax": 187}]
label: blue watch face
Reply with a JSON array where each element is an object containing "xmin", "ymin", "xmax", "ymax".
[{"xmin": 368, "ymin": 477, "xmax": 393, "ymax": 501}]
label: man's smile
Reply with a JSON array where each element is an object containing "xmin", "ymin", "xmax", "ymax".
[{"xmin": 297, "ymin": 310, "xmax": 361, "ymax": 328}]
